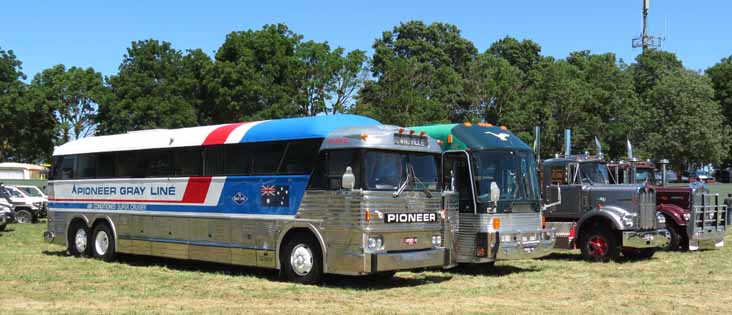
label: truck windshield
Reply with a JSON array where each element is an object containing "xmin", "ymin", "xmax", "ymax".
[
  {"xmin": 635, "ymin": 168, "xmax": 655, "ymax": 183},
  {"xmin": 472, "ymin": 150, "xmax": 540, "ymax": 203},
  {"xmin": 364, "ymin": 151, "xmax": 439, "ymax": 191},
  {"xmin": 579, "ymin": 162, "xmax": 611, "ymax": 184}
]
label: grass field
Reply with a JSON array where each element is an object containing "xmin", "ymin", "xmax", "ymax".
[{"xmin": 2, "ymin": 185, "xmax": 732, "ymax": 314}]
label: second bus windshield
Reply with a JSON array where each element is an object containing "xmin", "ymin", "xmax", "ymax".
[{"xmin": 472, "ymin": 150, "xmax": 540, "ymax": 203}]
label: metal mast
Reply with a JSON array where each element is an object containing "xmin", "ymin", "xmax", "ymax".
[{"xmin": 632, "ymin": 0, "xmax": 663, "ymax": 50}]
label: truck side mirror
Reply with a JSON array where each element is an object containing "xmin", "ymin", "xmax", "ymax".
[
  {"xmin": 543, "ymin": 185, "xmax": 562, "ymax": 211},
  {"xmin": 342, "ymin": 166, "xmax": 355, "ymax": 190}
]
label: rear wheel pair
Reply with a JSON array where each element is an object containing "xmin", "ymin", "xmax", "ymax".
[{"xmin": 67, "ymin": 222, "xmax": 116, "ymax": 261}]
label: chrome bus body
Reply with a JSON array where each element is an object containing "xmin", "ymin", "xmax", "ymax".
[{"xmin": 44, "ymin": 115, "xmax": 453, "ymax": 278}]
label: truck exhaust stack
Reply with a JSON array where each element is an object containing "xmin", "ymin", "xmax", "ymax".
[{"xmin": 564, "ymin": 129, "xmax": 571, "ymax": 157}]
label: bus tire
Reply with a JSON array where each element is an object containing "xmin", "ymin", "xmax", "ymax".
[
  {"xmin": 280, "ymin": 233, "xmax": 323, "ymax": 285},
  {"xmin": 579, "ymin": 226, "xmax": 619, "ymax": 262},
  {"xmin": 15, "ymin": 209, "xmax": 33, "ymax": 224},
  {"xmin": 68, "ymin": 221, "xmax": 91, "ymax": 257},
  {"xmin": 91, "ymin": 223, "xmax": 116, "ymax": 262}
]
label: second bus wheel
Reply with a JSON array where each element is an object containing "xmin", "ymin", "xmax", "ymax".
[
  {"xmin": 91, "ymin": 223, "xmax": 116, "ymax": 262},
  {"xmin": 67, "ymin": 221, "xmax": 91, "ymax": 257},
  {"xmin": 280, "ymin": 234, "xmax": 323, "ymax": 285},
  {"xmin": 579, "ymin": 226, "xmax": 619, "ymax": 262}
]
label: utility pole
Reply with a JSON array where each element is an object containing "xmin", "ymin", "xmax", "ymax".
[{"xmin": 632, "ymin": 0, "xmax": 663, "ymax": 50}]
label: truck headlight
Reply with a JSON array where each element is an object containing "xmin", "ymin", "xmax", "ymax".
[
  {"xmin": 431, "ymin": 234, "xmax": 442, "ymax": 246},
  {"xmin": 656, "ymin": 212, "xmax": 666, "ymax": 224},
  {"xmin": 682, "ymin": 213, "xmax": 691, "ymax": 222},
  {"xmin": 366, "ymin": 236, "xmax": 384, "ymax": 251}
]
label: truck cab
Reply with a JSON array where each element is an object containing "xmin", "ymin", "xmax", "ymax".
[
  {"xmin": 542, "ymin": 155, "xmax": 669, "ymax": 261},
  {"xmin": 608, "ymin": 161, "xmax": 726, "ymax": 251}
]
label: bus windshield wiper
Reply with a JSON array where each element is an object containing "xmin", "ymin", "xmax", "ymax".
[
  {"xmin": 409, "ymin": 164, "xmax": 432, "ymax": 198},
  {"xmin": 393, "ymin": 163, "xmax": 412, "ymax": 198}
]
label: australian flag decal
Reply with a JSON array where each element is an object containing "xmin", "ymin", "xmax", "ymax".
[{"xmin": 260, "ymin": 185, "xmax": 289, "ymax": 207}]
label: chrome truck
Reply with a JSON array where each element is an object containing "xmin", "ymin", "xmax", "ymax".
[
  {"xmin": 411, "ymin": 123, "xmax": 557, "ymax": 265},
  {"xmin": 607, "ymin": 148, "xmax": 726, "ymax": 251},
  {"xmin": 540, "ymin": 130, "xmax": 669, "ymax": 261},
  {"xmin": 43, "ymin": 115, "xmax": 455, "ymax": 284}
]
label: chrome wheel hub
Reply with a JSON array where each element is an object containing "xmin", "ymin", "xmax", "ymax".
[
  {"xmin": 290, "ymin": 244, "xmax": 314, "ymax": 276},
  {"xmin": 95, "ymin": 230, "xmax": 109, "ymax": 255},
  {"xmin": 75, "ymin": 228, "xmax": 88, "ymax": 252}
]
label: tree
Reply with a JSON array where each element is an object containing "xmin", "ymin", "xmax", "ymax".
[
  {"xmin": 629, "ymin": 49, "xmax": 684, "ymax": 97},
  {"xmin": 705, "ymin": 56, "xmax": 732, "ymax": 162},
  {"xmin": 641, "ymin": 69, "xmax": 730, "ymax": 167},
  {"xmin": 31, "ymin": 65, "xmax": 107, "ymax": 144},
  {"xmin": 486, "ymin": 36, "xmax": 543, "ymax": 74},
  {"xmin": 357, "ymin": 21, "xmax": 477, "ymax": 125},
  {"xmin": 464, "ymin": 53, "xmax": 522, "ymax": 123},
  {"xmin": 0, "ymin": 47, "xmax": 56, "ymax": 162},
  {"xmin": 99, "ymin": 40, "xmax": 199, "ymax": 134}
]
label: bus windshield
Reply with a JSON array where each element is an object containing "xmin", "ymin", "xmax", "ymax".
[
  {"xmin": 363, "ymin": 151, "xmax": 439, "ymax": 191},
  {"xmin": 579, "ymin": 162, "xmax": 611, "ymax": 185},
  {"xmin": 473, "ymin": 150, "xmax": 540, "ymax": 203}
]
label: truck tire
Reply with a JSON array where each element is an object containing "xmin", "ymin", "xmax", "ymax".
[
  {"xmin": 622, "ymin": 248, "xmax": 656, "ymax": 259},
  {"xmin": 68, "ymin": 221, "xmax": 91, "ymax": 257},
  {"xmin": 91, "ymin": 223, "xmax": 116, "ymax": 262},
  {"xmin": 15, "ymin": 209, "xmax": 33, "ymax": 224},
  {"xmin": 663, "ymin": 220, "xmax": 682, "ymax": 251},
  {"xmin": 579, "ymin": 226, "xmax": 619, "ymax": 262},
  {"xmin": 280, "ymin": 233, "xmax": 323, "ymax": 285}
]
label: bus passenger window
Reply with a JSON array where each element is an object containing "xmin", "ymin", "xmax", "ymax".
[
  {"xmin": 60, "ymin": 156, "xmax": 76, "ymax": 180},
  {"xmin": 280, "ymin": 139, "xmax": 321, "ymax": 174},
  {"xmin": 174, "ymin": 147, "xmax": 203, "ymax": 177},
  {"xmin": 96, "ymin": 152, "xmax": 116, "ymax": 178},
  {"xmin": 224, "ymin": 144, "xmax": 250, "ymax": 175},
  {"xmin": 251, "ymin": 142, "xmax": 286, "ymax": 174},
  {"xmin": 77, "ymin": 154, "xmax": 96, "ymax": 179},
  {"xmin": 204, "ymin": 146, "xmax": 225, "ymax": 176},
  {"xmin": 138, "ymin": 149, "xmax": 172, "ymax": 177}
]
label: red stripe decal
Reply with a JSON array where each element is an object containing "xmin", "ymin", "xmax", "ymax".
[
  {"xmin": 203, "ymin": 123, "xmax": 245, "ymax": 146},
  {"xmin": 181, "ymin": 176, "xmax": 212, "ymax": 203}
]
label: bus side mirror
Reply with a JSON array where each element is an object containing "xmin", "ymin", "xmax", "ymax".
[
  {"xmin": 342, "ymin": 166, "xmax": 355, "ymax": 190},
  {"xmin": 543, "ymin": 185, "xmax": 562, "ymax": 211}
]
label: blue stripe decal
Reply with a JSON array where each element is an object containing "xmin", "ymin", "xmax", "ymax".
[
  {"xmin": 241, "ymin": 114, "xmax": 379, "ymax": 142},
  {"xmin": 50, "ymin": 175, "xmax": 310, "ymax": 215}
]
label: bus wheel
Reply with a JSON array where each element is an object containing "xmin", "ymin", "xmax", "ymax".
[
  {"xmin": 68, "ymin": 222, "xmax": 91, "ymax": 257},
  {"xmin": 579, "ymin": 226, "xmax": 619, "ymax": 262},
  {"xmin": 281, "ymin": 234, "xmax": 323, "ymax": 285},
  {"xmin": 92, "ymin": 223, "xmax": 116, "ymax": 262},
  {"xmin": 15, "ymin": 210, "xmax": 33, "ymax": 224}
]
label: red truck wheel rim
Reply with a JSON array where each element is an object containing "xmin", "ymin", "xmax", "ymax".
[{"xmin": 589, "ymin": 236, "xmax": 607, "ymax": 257}]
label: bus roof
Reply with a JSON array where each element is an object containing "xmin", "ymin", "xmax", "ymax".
[
  {"xmin": 53, "ymin": 114, "xmax": 380, "ymax": 156},
  {"xmin": 411, "ymin": 123, "xmax": 532, "ymax": 152}
]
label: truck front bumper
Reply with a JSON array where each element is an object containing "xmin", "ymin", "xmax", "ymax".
[
  {"xmin": 622, "ymin": 229, "xmax": 670, "ymax": 249},
  {"xmin": 688, "ymin": 229, "xmax": 725, "ymax": 250},
  {"xmin": 496, "ymin": 228, "xmax": 556, "ymax": 260}
]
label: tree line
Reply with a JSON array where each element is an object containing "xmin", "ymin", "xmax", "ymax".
[{"xmin": 1, "ymin": 21, "xmax": 731, "ymax": 170}]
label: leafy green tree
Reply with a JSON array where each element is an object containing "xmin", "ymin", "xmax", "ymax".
[
  {"xmin": 99, "ymin": 40, "xmax": 199, "ymax": 134},
  {"xmin": 641, "ymin": 69, "xmax": 730, "ymax": 167},
  {"xmin": 0, "ymin": 47, "xmax": 56, "ymax": 162},
  {"xmin": 629, "ymin": 49, "xmax": 684, "ymax": 97},
  {"xmin": 705, "ymin": 56, "xmax": 732, "ymax": 161},
  {"xmin": 464, "ymin": 53, "xmax": 522, "ymax": 123},
  {"xmin": 358, "ymin": 21, "xmax": 477, "ymax": 125},
  {"xmin": 31, "ymin": 65, "xmax": 107, "ymax": 144},
  {"xmin": 486, "ymin": 36, "xmax": 543, "ymax": 74}
]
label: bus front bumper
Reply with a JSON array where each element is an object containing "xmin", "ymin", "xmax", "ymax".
[
  {"xmin": 496, "ymin": 228, "xmax": 556, "ymax": 260},
  {"xmin": 368, "ymin": 248, "xmax": 448, "ymax": 273}
]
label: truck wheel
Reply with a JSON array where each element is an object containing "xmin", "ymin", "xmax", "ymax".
[
  {"xmin": 663, "ymin": 221, "xmax": 682, "ymax": 251},
  {"xmin": 91, "ymin": 223, "xmax": 116, "ymax": 262},
  {"xmin": 579, "ymin": 226, "xmax": 619, "ymax": 262},
  {"xmin": 622, "ymin": 248, "xmax": 656, "ymax": 259},
  {"xmin": 68, "ymin": 221, "xmax": 91, "ymax": 257},
  {"xmin": 15, "ymin": 210, "xmax": 33, "ymax": 224},
  {"xmin": 280, "ymin": 233, "xmax": 323, "ymax": 285}
]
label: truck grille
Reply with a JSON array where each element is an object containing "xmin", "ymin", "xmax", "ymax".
[
  {"xmin": 691, "ymin": 193, "xmax": 727, "ymax": 233},
  {"xmin": 638, "ymin": 191, "xmax": 656, "ymax": 230}
]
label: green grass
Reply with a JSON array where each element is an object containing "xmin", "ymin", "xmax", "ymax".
[{"xmin": 3, "ymin": 186, "xmax": 732, "ymax": 314}]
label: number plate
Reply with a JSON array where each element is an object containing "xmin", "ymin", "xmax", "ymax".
[{"xmin": 403, "ymin": 237, "xmax": 418, "ymax": 245}]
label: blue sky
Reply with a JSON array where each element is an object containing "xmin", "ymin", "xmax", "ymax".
[{"xmin": 2, "ymin": 0, "xmax": 731, "ymax": 80}]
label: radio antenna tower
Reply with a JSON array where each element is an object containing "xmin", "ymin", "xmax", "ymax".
[{"xmin": 632, "ymin": 0, "xmax": 663, "ymax": 50}]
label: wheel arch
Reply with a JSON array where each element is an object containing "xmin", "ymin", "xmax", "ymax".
[
  {"xmin": 576, "ymin": 210, "xmax": 623, "ymax": 241},
  {"xmin": 65, "ymin": 215, "xmax": 91, "ymax": 248},
  {"xmin": 657, "ymin": 203, "xmax": 687, "ymax": 226},
  {"xmin": 276, "ymin": 222, "xmax": 327, "ymax": 273}
]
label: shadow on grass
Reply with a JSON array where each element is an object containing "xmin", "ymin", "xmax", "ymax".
[
  {"xmin": 0, "ymin": 227, "xmax": 15, "ymax": 235},
  {"xmin": 42, "ymin": 251, "xmax": 450, "ymax": 289},
  {"xmin": 538, "ymin": 252, "xmax": 585, "ymax": 262},
  {"xmin": 445, "ymin": 263, "xmax": 539, "ymax": 277}
]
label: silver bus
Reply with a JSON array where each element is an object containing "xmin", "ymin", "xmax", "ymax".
[{"xmin": 44, "ymin": 115, "xmax": 453, "ymax": 284}]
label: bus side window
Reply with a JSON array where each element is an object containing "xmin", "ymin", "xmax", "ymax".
[
  {"xmin": 77, "ymin": 154, "xmax": 96, "ymax": 179},
  {"xmin": 279, "ymin": 139, "xmax": 322, "ymax": 174},
  {"xmin": 96, "ymin": 152, "xmax": 116, "ymax": 178},
  {"xmin": 60, "ymin": 155, "xmax": 76, "ymax": 180},
  {"xmin": 224, "ymin": 144, "xmax": 251, "ymax": 175},
  {"xmin": 204, "ymin": 146, "xmax": 225, "ymax": 176},
  {"xmin": 174, "ymin": 147, "xmax": 203, "ymax": 177},
  {"xmin": 251, "ymin": 142, "xmax": 287, "ymax": 175},
  {"xmin": 327, "ymin": 150, "xmax": 361, "ymax": 190}
]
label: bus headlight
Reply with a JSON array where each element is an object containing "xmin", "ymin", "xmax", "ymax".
[
  {"xmin": 367, "ymin": 236, "xmax": 384, "ymax": 251},
  {"xmin": 431, "ymin": 234, "xmax": 442, "ymax": 247}
]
